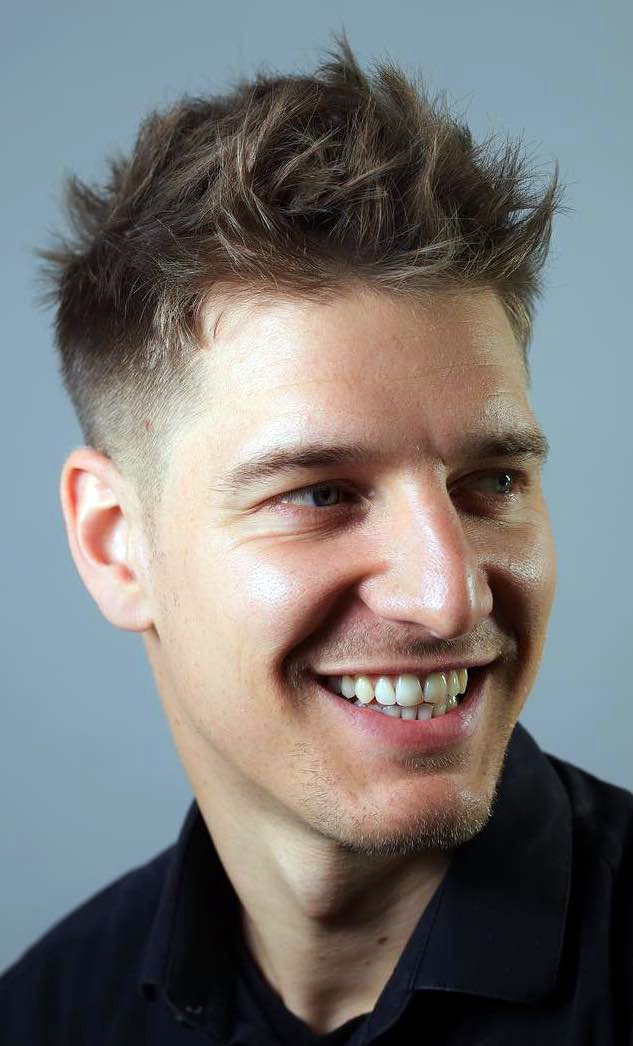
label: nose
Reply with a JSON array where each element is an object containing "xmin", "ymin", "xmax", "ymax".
[{"xmin": 358, "ymin": 479, "xmax": 493, "ymax": 641}]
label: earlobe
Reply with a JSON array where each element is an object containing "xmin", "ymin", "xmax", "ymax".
[{"xmin": 59, "ymin": 447, "xmax": 154, "ymax": 632}]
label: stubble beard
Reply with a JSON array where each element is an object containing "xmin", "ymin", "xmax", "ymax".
[
  {"xmin": 309, "ymin": 777, "xmax": 498, "ymax": 858},
  {"xmin": 292, "ymin": 714, "xmax": 515, "ymax": 858}
]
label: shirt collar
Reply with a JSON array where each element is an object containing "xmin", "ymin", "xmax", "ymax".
[
  {"xmin": 138, "ymin": 798, "xmax": 241, "ymax": 1034},
  {"xmin": 411, "ymin": 722, "xmax": 571, "ymax": 1004},
  {"xmin": 139, "ymin": 722, "xmax": 572, "ymax": 1036}
]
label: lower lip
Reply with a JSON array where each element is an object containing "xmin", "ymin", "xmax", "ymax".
[{"xmin": 311, "ymin": 667, "xmax": 490, "ymax": 753}]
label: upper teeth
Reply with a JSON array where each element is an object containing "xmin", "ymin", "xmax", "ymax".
[{"xmin": 330, "ymin": 669, "xmax": 468, "ymax": 707}]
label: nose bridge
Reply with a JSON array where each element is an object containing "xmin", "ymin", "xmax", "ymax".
[{"xmin": 363, "ymin": 479, "xmax": 492, "ymax": 639}]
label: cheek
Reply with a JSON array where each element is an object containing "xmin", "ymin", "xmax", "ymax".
[
  {"xmin": 224, "ymin": 542, "xmax": 343, "ymax": 663},
  {"xmin": 488, "ymin": 516, "xmax": 556, "ymax": 679},
  {"xmin": 157, "ymin": 530, "xmax": 341, "ymax": 682},
  {"xmin": 517, "ymin": 513, "xmax": 557, "ymax": 622}
]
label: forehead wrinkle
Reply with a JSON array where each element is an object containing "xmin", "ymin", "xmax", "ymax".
[
  {"xmin": 258, "ymin": 338, "xmax": 521, "ymax": 390},
  {"xmin": 211, "ymin": 418, "xmax": 549, "ymax": 501},
  {"xmin": 259, "ymin": 361, "xmax": 523, "ymax": 409}
]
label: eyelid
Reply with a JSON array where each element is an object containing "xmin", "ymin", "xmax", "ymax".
[
  {"xmin": 275, "ymin": 480, "xmax": 362, "ymax": 508},
  {"xmin": 454, "ymin": 467, "xmax": 530, "ymax": 496},
  {"xmin": 461, "ymin": 466, "xmax": 528, "ymax": 485},
  {"xmin": 272, "ymin": 468, "xmax": 530, "ymax": 510}
]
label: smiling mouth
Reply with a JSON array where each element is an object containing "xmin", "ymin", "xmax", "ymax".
[{"xmin": 312, "ymin": 666, "xmax": 486, "ymax": 721}]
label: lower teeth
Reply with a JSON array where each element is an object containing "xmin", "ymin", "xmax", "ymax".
[
  {"xmin": 350, "ymin": 696, "xmax": 459, "ymax": 719},
  {"xmin": 319, "ymin": 676, "xmax": 467, "ymax": 720}
]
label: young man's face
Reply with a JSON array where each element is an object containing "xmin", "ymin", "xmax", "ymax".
[{"xmin": 141, "ymin": 287, "xmax": 556, "ymax": 854}]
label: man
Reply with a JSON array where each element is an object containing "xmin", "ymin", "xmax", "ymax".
[{"xmin": 1, "ymin": 39, "xmax": 631, "ymax": 1045}]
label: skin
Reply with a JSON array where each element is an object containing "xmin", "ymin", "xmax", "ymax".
[{"xmin": 60, "ymin": 286, "xmax": 556, "ymax": 1033}]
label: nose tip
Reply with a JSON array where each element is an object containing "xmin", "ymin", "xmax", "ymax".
[
  {"xmin": 358, "ymin": 495, "xmax": 494, "ymax": 640},
  {"xmin": 418, "ymin": 569, "xmax": 493, "ymax": 640}
]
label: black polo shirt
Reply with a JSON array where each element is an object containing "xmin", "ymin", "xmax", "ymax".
[{"xmin": 1, "ymin": 722, "xmax": 632, "ymax": 1044}]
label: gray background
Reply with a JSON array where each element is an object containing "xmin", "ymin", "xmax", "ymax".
[{"xmin": 2, "ymin": 0, "xmax": 631, "ymax": 972}]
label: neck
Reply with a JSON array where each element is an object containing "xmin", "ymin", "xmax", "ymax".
[{"xmin": 198, "ymin": 793, "xmax": 452, "ymax": 1035}]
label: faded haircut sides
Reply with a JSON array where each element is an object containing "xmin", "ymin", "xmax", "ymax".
[{"xmin": 37, "ymin": 37, "xmax": 563, "ymax": 528}]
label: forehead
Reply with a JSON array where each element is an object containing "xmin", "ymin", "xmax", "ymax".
[
  {"xmin": 191, "ymin": 288, "xmax": 532, "ymax": 449},
  {"xmin": 204, "ymin": 285, "xmax": 524, "ymax": 376}
]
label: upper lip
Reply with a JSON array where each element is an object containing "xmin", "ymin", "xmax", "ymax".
[{"xmin": 312, "ymin": 657, "xmax": 498, "ymax": 678}]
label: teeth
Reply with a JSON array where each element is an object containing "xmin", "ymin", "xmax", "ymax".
[
  {"xmin": 423, "ymin": 672, "xmax": 448, "ymax": 705},
  {"xmin": 374, "ymin": 677, "xmax": 396, "ymax": 705},
  {"xmin": 395, "ymin": 674, "xmax": 423, "ymax": 707},
  {"xmin": 327, "ymin": 666, "xmax": 473, "ymax": 718},
  {"xmin": 401, "ymin": 707, "xmax": 418, "ymax": 720},
  {"xmin": 446, "ymin": 670, "xmax": 461, "ymax": 698},
  {"xmin": 341, "ymin": 676, "xmax": 356, "ymax": 699},
  {"xmin": 354, "ymin": 676, "xmax": 375, "ymax": 704}
]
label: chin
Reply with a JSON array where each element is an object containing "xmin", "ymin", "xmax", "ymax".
[{"xmin": 311, "ymin": 781, "xmax": 498, "ymax": 858}]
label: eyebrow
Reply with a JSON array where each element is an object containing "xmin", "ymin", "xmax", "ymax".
[{"xmin": 214, "ymin": 427, "xmax": 550, "ymax": 496}]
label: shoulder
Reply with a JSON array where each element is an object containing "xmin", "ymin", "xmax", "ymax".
[
  {"xmin": 0, "ymin": 842, "xmax": 174, "ymax": 1040},
  {"xmin": 544, "ymin": 747, "xmax": 633, "ymax": 872},
  {"xmin": 541, "ymin": 748, "xmax": 633, "ymax": 1025}
]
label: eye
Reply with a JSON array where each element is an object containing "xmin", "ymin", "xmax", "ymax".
[
  {"xmin": 462, "ymin": 469, "xmax": 529, "ymax": 500},
  {"xmin": 276, "ymin": 482, "xmax": 358, "ymax": 509},
  {"xmin": 477, "ymin": 471, "xmax": 516, "ymax": 496}
]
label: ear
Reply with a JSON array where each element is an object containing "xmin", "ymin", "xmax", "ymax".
[{"xmin": 59, "ymin": 447, "xmax": 154, "ymax": 632}]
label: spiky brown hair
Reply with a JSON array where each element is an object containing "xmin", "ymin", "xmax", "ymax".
[{"xmin": 38, "ymin": 37, "xmax": 562, "ymax": 517}]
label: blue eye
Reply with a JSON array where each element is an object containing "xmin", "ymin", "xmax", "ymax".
[
  {"xmin": 281, "ymin": 483, "xmax": 351, "ymax": 508},
  {"xmin": 275, "ymin": 470, "xmax": 526, "ymax": 515}
]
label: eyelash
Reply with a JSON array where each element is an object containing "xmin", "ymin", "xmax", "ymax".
[{"xmin": 274, "ymin": 471, "xmax": 528, "ymax": 512}]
